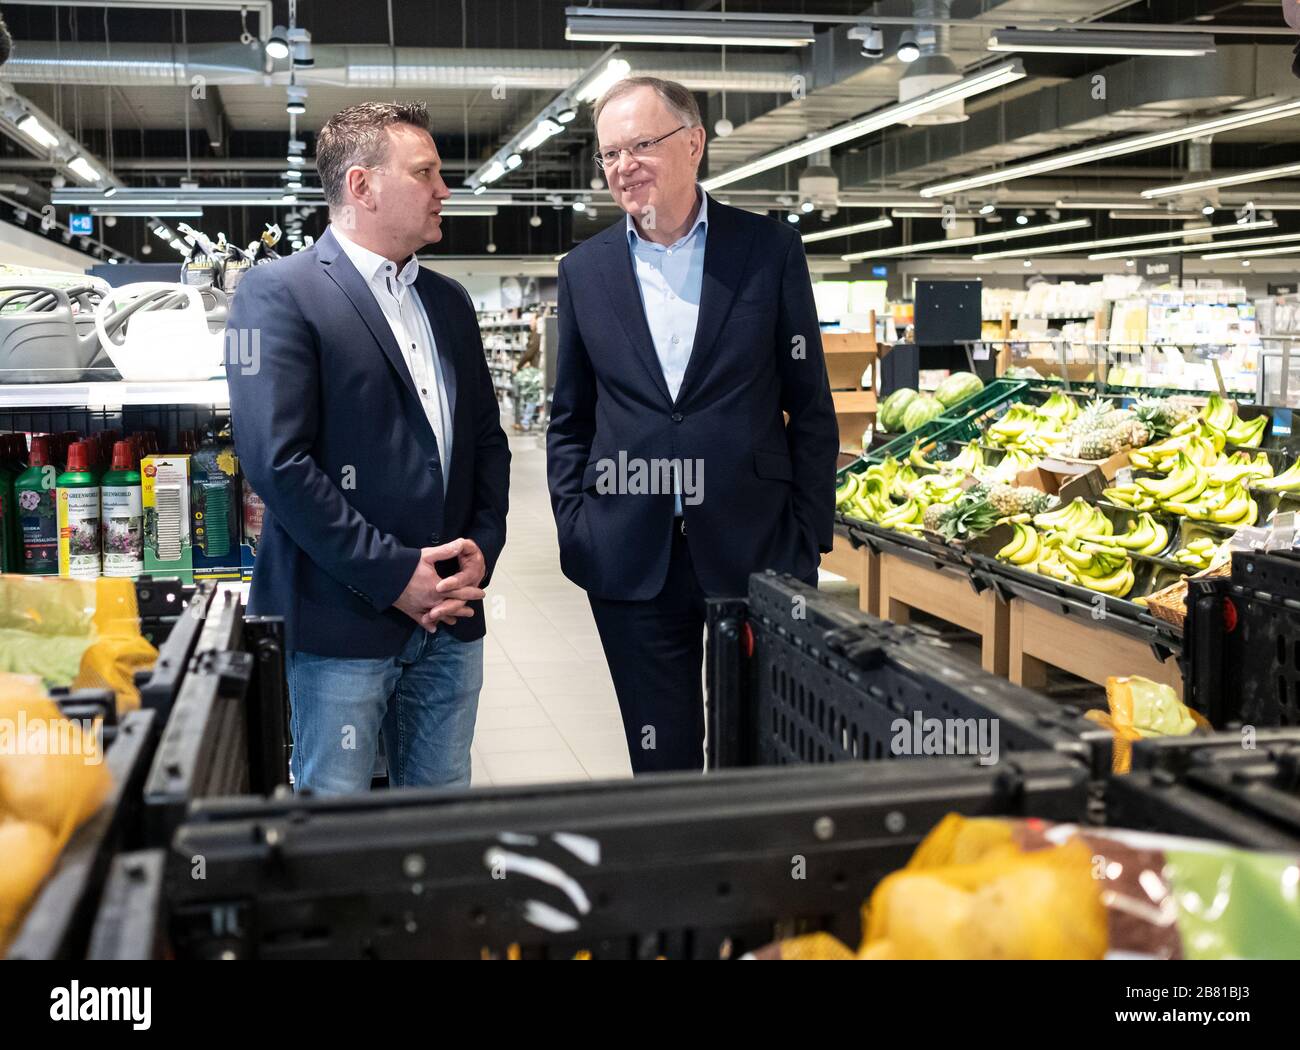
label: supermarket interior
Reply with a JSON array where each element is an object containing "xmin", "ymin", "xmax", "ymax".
[{"xmin": 3, "ymin": 0, "xmax": 1300, "ymax": 970}]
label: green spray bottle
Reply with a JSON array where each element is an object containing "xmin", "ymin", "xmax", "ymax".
[
  {"xmin": 15, "ymin": 436, "xmax": 58, "ymax": 575},
  {"xmin": 101, "ymin": 440, "xmax": 143, "ymax": 578},
  {"xmin": 57, "ymin": 441, "xmax": 101, "ymax": 579}
]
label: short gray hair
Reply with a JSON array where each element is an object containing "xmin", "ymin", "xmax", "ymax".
[
  {"xmin": 592, "ymin": 76, "xmax": 702, "ymax": 131},
  {"xmin": 316, "ymin": 101, "xmax": 431, "ymax": 209}
]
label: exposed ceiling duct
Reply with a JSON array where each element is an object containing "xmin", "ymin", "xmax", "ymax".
[
  {"xmin": 898, "ymin": 0, "xmax": 968, "ymax": 126},
  {"xmin": 1, "ymin": 42, "xmax": 794, "ymax": 93}
]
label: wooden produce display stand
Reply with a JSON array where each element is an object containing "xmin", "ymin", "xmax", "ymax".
[
  {"xmin": 824, "ymin": 323, "xmax": 878, "ymax": 453},
  {"xmin": 1007, "ymin": 598, "xmax": 1184, "ymax": 699},
  {"xmin": 877, "ymin": 550, "xmax": 1009, "ymax": 676},
  {"xmin": 820, "ymin": 526, "xmax": 881, "ymax": 618}
]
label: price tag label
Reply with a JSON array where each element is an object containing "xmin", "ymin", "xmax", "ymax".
[
  {"xmin": 1116, "ymin": 467, "xmax": 1134, "ymax": 487},
  {"xmin": 972, "ymin": 342, "xmax": 991, "ymax": 361}
]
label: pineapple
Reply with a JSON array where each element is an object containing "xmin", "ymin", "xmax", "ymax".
[
  {"xmin": 922, "ymin": 503, "xmax": 946, "ymax": 531},
  {"xmin": 990, "ymin": 484, "xmax": 1055, "ymax": 516}
]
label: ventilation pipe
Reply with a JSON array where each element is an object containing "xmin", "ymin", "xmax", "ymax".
[{"xmin": 898, "ymin": 0, "xmax": 968, "ymax": 126}]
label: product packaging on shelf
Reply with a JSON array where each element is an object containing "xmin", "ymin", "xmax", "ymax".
[
  {"xmin": 189, "ymin": 440, "xmax": 243, "ymax": 582},
  {"xmin": 240, "ymin": 475, "xmax": 263, "ymax": 583},
  {"xmin": 56, "ymin": 442, "xmax": 100, "ymax": 580},
  {"xmin": 141, "ymin": 454, "xmax": 192, "ymax": 583}
]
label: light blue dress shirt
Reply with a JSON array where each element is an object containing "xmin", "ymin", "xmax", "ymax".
[{"xmin": 627, "ymin": 188, "xmax": 708, "ymax": 514}]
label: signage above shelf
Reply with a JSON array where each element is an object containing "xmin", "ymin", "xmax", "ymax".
[{"xmin": 0, "ymin": 378, "xmax": 230, "ymax": 409}]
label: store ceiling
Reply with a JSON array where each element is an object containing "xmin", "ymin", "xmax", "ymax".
[{"xmin": 0, "ymin": 0, "xmax": 1296, "ymax": 266}]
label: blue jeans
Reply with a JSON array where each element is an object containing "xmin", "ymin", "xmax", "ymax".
[{"xmin": 286, "ymin": 629, "xmax": 483, "ymax": 795}]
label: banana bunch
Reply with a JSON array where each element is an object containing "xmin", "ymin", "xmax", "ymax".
[
  {"xmin": 878, "ymin": 497, "xmax": 925, "ymax": 531},
  {"xmin": 1101, "ymin": 483, "xmax": 1157, "ymax": 512},
  {"xmin": 939, "ymin": 441, "xmax": 985, "ymax": 475},
  {"xmin": 1171, "ymin": 537, "xmax": 1219, "ymax": 571},
  {"xmin": 976, "ymin": 447, "xmax": 1040, "ymax": 484},
  {"xmin": 1254, "ymin": 456, "xmax": 1300, "ymax": 493},
  {"xmin": 1038, "ymin": 533, "xmax": 1136, "ymax": 597},
  {"xmin": 1197, "ymin": 394, "xmax": 1268, "ymax": 448},
  {"xmin": 909, "ymin": 441, "xmax": 936, "ymax": 472},
  {"xmin": 1078, "ymin": 511, "xmax": 1169, "ymax": 556},
  {"xmin": 836, "ymin": 455, "xmax": 963, "ymax": 535},
  {"xmin": 1037, "ymin": 391, "xmax": 1080, "ymax": 423},
  {"xmin": 1031, "ymin": 497, "xmax": 1113, "ymax": 538},
  {"xmin": 1131, "ymin": 452, "xmax": 1259, "ymax": 526},
  {"xmin": 1207, "ymin": 450, "xmax": 1274, "ymax": 486},
  {"xmin": 984, "ymin": 405, "xmax": 1069, "ymax": 456},
  {"xmin": 996, "ymin": 522, "xmax": 1040, "ymax": 567}
]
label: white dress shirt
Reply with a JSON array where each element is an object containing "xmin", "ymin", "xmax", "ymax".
[
  {"xmin": 332, "ymin": 225, "xmax": 453, "ymax": 488},
  {"xmin": 627, "ymin": 187, "xmax": 709, "ymax": 514}
]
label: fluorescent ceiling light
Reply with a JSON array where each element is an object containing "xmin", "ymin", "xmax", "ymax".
[
  {"xmin": 90, "ymin": 207, "xmax": 202, "ymax": 217},
  {"xmin": 1142, "ymin": 161, "xmax": 1300, "ymax": 200},
  {"xmin": 801, "ymin": 217, "xmax": 893, "ymax": 244},
  {"xmin": 920, "ymin": 97, "xmax": 1300, "ymax": 199},
  {"xmin": 566, "ymin": 15, "xmax": 815, "ymax": 48},
  {"xmin": 1054, "ymin": 200, "xmax": 1153, "ymax": 210},
  {"xmin": 1108, "ymin": 210, "xmax": 1205, "ymax": 221},
  {"xmin": 574, "ymin": 58, "xmax": 631, "ymax": 104},
  {"xmin": 517, "ymin": 118, "xmax": 564, "ymax": 153},
  {"xmin": 1201, "ymin": 238, "xmax": 1300, "ymax": 260},
  {"xmin": 16, "ymin": 114, "xmax": 60, "ymax": 149},
  {"xmin": 892, "ymin": 209, "xmax": 983, "ymax": 219},
  {"xmin": 479, "ymin": 160, "xmax": 508, "ymax": 185},
  {"xmin": 438, "ymin": 207, "xmax": 500, "ymax": 218},
  {"xmin": 972, "ymin": 219, "xmax": 1276, "ymax": 260},
  {"xmin": 67, "ymin": 156, "xmax": 102, "ymax": 183},
  {"xmin": 988, "ymin": 29, "xmax": 1215, "ymax": 57},
  {"xmin": 843, "ymin": 218, "xmax": 1089, "ymax": 261},
  {"xmin": 1090, "ymin": 230, "xmax": 1300, "ymax": 260},
  {"xmin": 702, "ymin": 59, "xmax": 1024, "ymax": 192}
]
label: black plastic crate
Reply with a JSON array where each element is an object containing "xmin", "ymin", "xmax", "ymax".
[
  {"xmin": 1105, "ymin": 730, "xmax": 1300, "ymax": 850},
  {"xmin": 706, "ymin": 572, "xmax": 1099, "ymax": 771},
  {"xmin": 5, "ymin": 709, "xmax": 158, "ymax": 960},
  {"xmin": 1182, "ymin": 551, "xmax": 1300, "ymax": 728},
  {"xmin": 122, "ymin": 754, "xmax": 1091, "ymax": 960}
]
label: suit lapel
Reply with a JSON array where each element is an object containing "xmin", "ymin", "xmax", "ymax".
[
  {"xmin": 597, "ymin": 225, "xmax": 674, "ymax": 406},
  {"xmin": 676, "ymin": 198, "xmax": 755, "ymax": 407},
  {"xmin": 317, "ymin": 228, "xmax": 438, "ymax": 458}
]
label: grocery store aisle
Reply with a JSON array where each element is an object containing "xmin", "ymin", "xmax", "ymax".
[{"xmin": 471, "ymin": 429, "xmax": 632, "ymax": 785}]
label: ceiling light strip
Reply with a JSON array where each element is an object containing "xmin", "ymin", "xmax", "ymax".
[
  {"xmin": 987, "ymin": 29, "xmax": 1215, "ymax": 57},
  {"xmin": 841, "ymin": 218, "xmax": 1089, "ymax": 261},
  {"xmin": 919, "ymin": 97, "xmax": 1300, "ymax": 199},
  {"xmin": 1089, "ymin": 230, "xmax": 1300, "ymax": 260},
  {"xmin": 701, "ymin": 59, "xmax": 1025, "ymax": 192},
  {"xmin": 1141, "ymin": 161, "xmax": 1300, "ymax": 200},
  {"xmin": 971, "ymin": 219, "xmax": 1276, "ymax": 260},
  {"xmin": 800, "ymin": 217, "xmax": 892, "ymax": 244}
]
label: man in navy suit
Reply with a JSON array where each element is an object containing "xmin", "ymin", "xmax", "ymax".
[
  {"xmin": 226, "ymin": 102, "xmax": 510, "ymax": 794},
  {"xmin": 547, "ymin": 77, "xmax": 838, "ymax": 774}
]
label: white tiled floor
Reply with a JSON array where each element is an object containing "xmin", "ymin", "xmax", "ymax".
[{"xmin": 470, "ymin": 428, "xmax": 632, "ymax": 786}]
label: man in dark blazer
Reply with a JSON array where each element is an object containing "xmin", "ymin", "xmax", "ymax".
[
  {"xmin": 547, "ymin": 77, "xmax": 838, "ymax": 774},
  {"xmin": 226, "ymin": 102, "xmax": 509, "ymax": 794}
]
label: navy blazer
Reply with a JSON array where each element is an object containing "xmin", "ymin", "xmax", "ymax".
[
  {"xmin": 225, "ymin": 227, "xmax": 510, "ymax": 657},
  {"xmin": 546, "ymin": 196, "xmax": 838, "ymax": 600}
]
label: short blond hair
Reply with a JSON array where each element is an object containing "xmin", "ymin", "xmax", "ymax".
[{"xmin": 593, "ymin": 76, "xmax": 702, "ymax": 130}]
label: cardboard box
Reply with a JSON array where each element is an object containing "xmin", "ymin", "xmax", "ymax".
[{"xmin": 142, "ymin": 454, "xmax": 192, "ymax": 583}]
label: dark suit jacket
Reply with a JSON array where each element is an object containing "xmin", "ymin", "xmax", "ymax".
[
  {"xmin": 225, "ymin": 226, "xmax": 510, "ymax": 657},
  {"xmin": 546, "ymin": 195, "xmax": 838, "ymax": 600}
]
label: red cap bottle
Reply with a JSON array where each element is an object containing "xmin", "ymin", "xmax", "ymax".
[
  {"xmin": 65, "ymin": 441, "xmax": 92, "ymax": 472},
  {"xmin": 110, "ymin": 440, "xmax": 135, "ymax": 471},
  {"xmin": 28, "ymin": 435, "xmax": 50, "ymax": 466}
]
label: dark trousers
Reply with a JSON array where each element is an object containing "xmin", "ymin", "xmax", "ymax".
[{"xmin": 588, "ymin": 522, "xmax": 707, "ymax": 774}]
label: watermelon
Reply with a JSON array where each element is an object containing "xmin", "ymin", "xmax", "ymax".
[
  {"xmin": 878, "ymin": 387, "xmax": 918, "ymax": 432},
  {"xmin": 934, "ymin": 371, "xmax": 984, "ymax": 408},
  {"xmin": 901, "ymin": 395, "xmax": 945, "ymax": 433}
]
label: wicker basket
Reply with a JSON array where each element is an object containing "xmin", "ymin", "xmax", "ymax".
[{"xmin": 1141, "ymin": 562, "xmax": 1232, "ymax": 630}]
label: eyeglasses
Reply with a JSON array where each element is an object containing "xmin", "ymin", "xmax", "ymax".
[{"xmin": 593, "ymin": 125, "xmax": 687, "ymax": 170}]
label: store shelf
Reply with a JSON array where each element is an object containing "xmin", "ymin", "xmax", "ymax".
[{"xmin": 0, "ymin": 378, "xmax": 230, "ymax": 408}]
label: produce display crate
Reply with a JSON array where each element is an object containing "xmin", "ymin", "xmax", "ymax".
[
  {"xmin": 5, "ymin": 709, "xmax": 159, "ymax": 960},
  {"xmin": 705, "ymin": 572, "xmax": 1097, "ymax": 771},
  {"xmin": 1181, "ymin": 550, "xmax": 1300, "ymax": 729},
  {"xmin": 935, "ymin": 377, "xmax": 1031, "ymax": 426},
  {"xmin": 138, "ymin": 583, "xmax": 290, "ymax": 845},
  {"xmin": 1104, "ymin": 731, "xmax": 1300, "ymax": 851},
  {"xmin": 89, "ymin": 753, "xmax": 1093, "ymax": 959}
]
